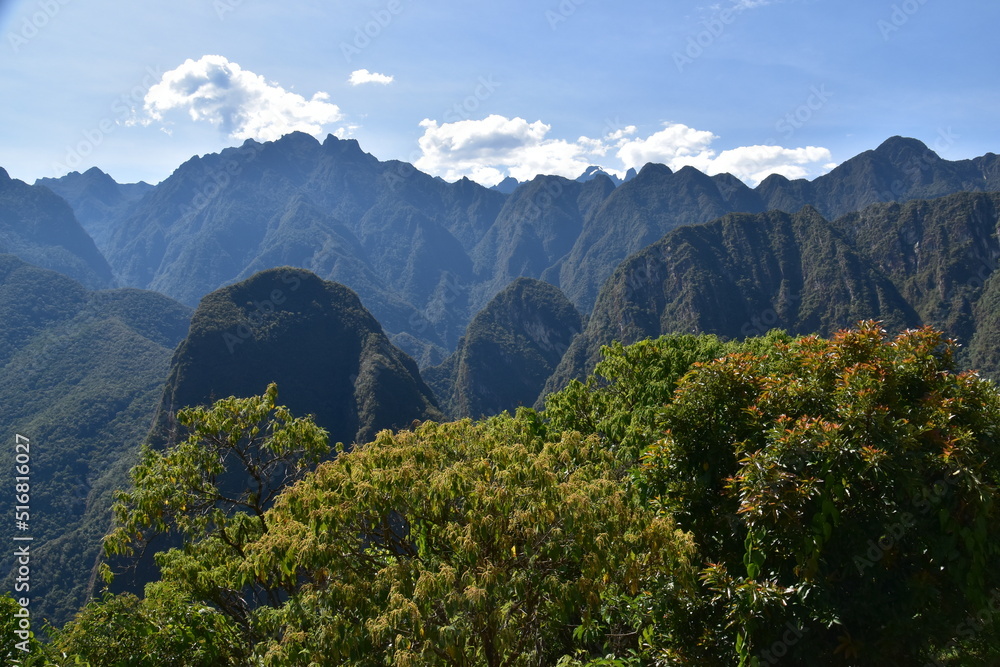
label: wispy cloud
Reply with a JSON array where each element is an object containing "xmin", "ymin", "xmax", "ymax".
[
  {"xmin": 140, "ymin": 55, "xmax": 344, "ymax": 141},
  {"xmin": 348, "ymin": 69, "xmax": 395, "ymax": 86}
]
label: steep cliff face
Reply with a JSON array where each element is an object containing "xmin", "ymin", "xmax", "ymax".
[
  {"xmin": 830, "ymin": 192, "xmax": 1000, "ymax": 344},
  {"xmin": 426, "ymin": 278, "xmax": 582, "ymax": 419},
  {"xmin": 149, "ymin": 267, "xmax": 442, "ymax": 450},
  {"xmin": 544, "ymin": 205, "xmax": 923, "ymax": 394},
  {"xmin": 557, "ymin": 163, "xmax": 756, "ymax": 312}
]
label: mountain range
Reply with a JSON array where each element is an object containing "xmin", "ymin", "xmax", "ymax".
[
  {"xmin": 36, "ymin": 134, "xmax": 1000, "ymax": 367},
  {"xmin": 546, "ymin": 191, "xmax": 1000, "ymax": 394},
  {"xmin": 5, "ymin": 132, "xmax": 1000, "ymax": 627}
]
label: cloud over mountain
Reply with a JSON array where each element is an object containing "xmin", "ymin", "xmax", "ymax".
[
  {"xmin": 141, "ymin": 55, "xmax": 344, "ymax": 141},
  {"xmin": 616, "ymin": 122, "xmax": 836, "ymax": 183},
  {"xmin": 414, "ymin": 115, "xmax": 835, "ymax": 187}
]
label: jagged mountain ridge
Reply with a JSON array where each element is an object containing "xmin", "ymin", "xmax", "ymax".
[
  {"xmin": 545, "ymin": 192, "xmax": 1000, "ymax": 396},
  {"xmin": 36, "ymin": 166, "xmax": 153, "ymax": 251},
  {"xmin": 558, "ymin": 137, "xmax": 1000, "ymax": 310},
  {"xmin": 0, "ymin": 168, "xmax": 115, "ymax": 289},
  {"xmin": 38, "ymin": 134, "xmax": 1000, "ymax": 366}
]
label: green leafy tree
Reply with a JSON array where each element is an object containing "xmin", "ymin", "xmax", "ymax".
[
  {"xmin": 544, "ymin": 332, "xmax": 790, "ymax": 461},
  {"xmin": 0, "ymin": 593, "xmax": 47, "ymax": 664},
  {"xmin": 640, "ymin": 322, "xmax": 1000, "ymax": 664},
  {"xmin": 103, "ymin": 383, "xmax": 330, "ymax": 658},
  {"xmin": 48, "ymin": 584, "xmax": 243, "ymax": 666},
  {"xmin": 242, "ymin": 414, "xmax": 698, "ymax": 666}
]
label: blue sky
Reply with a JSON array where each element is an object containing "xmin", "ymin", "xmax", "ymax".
[{"xmin": 1, "ymin": 0, "xmax": 998, "ymax": 187}]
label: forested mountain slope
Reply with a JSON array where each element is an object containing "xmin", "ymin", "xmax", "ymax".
[
  {"xmin": 0, "ymin": 255, "xmax": 191, "ymax": 626},
  {"xmin": 546, "ymin": 192, "xmax": 1000, "ymax": 395}
]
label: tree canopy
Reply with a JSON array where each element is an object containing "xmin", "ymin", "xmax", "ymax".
[
  {"xmin": 38, "ymin": 325, "xmax": 1000, "ymax": 665},
  {"xmin": 639, "ymin": 323, "xmax": 1000, "ymax": 664}
]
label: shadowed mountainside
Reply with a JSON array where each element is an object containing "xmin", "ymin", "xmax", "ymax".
[{"xmin": 0, "ymin": 254, "xmax": 191, "ymax": 626}]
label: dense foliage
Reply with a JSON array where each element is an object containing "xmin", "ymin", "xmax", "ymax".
[
  {"xmin": 103, "ymin": 383, "xmax": 330, "ymax": 661},
  {"xmin": 639, "ymin": 323, "xmax": 1000, "ymax": 664},
  {"xmin": 243, "ymin": 417, "xmax": 695, "ymax": 665},
  {"xmin": 23, "ymin": 324, "xmax": 1000, "ymax": 665}
]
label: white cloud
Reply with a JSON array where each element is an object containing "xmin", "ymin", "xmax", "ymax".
[
  {"xmin": 348, "ymin": 69, "xmax": 394, "ymax": 86},
  {"xmin": 615, "ymin": 122, "xmax": 834, "ymax": 184},
  {"xmin": 616, "ymin": 123, "xmax": 718, "ymax": 171},
  {"xmin": 415, "ymin": 115, "xmax": 606, "ymax": 186},
  {"xmin": 141, "ymin": 55, "xmax": 343, "ymax": 141},
  {"xmin": 414, "ymin": 116, "xmax": 834, "ymax": 187},
  {"xmin": 705, "ymin": 145, "xmax": 835, "ymax": 183}
]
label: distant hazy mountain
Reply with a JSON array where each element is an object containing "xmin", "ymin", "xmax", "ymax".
[
  {"xmin": 491, "ymin": 176, "xmax": 522, "ymax": 194},
  {"xmin": 575, "ymin": 165, "xmax": 631, "ymax": 186},
  {"xmin": 425, "ymin": 277, "xmax": 581, "ymax": 419},
  {"xmin": 0, "ymin": 168, "xmax": 114, "ymax": 288},
  {"xmin": 557, "ymin": 163, "xmax": 754, "ymax": 311},
  {"xmin": 758, "ymin": 136, "xmax": 1000, "ymax": 220},
  {"xmin": 545, "ymin": 192, "xmax": 1000, "ymax": 395},
  {"xmin": 63, "ymin": 133, "xmax": 505, "ymax": 365},
  {"xmin": 36, "ymin": 166, "xmax": 153, "ymax": 252},
  {"xmin": 0, "ymin": 255, "xmax": 191, "ymax": 626},
  {"xmin": 148, "ymin": 267, "xmax": 443, "ymax": 451},
  {"xmin": 40, "ymin": 134, "xmax": 1000, "ymax": 362},
  {"xmin": 558, "ymin": 137, "xmax": 1000, "ymax": 311},
  {"xmin": 471, "ymin": 174, "xmax": 616, "ymax": 307}
]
